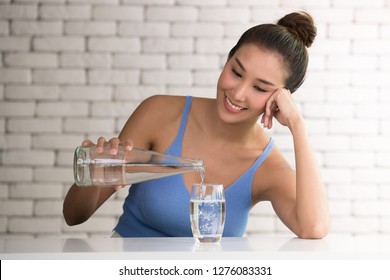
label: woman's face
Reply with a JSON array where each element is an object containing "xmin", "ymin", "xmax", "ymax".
[{"xmin": 216, "ymin": 43, "xmax": 287, "ymax": 124}]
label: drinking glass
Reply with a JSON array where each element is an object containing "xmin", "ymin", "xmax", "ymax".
[{"xmin": 190, "ymin": 183, "xmax": 226, "ymax": 243}]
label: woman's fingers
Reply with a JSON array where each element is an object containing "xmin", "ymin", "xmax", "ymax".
[
  {"xmin": 123, "ymin": 139, "xmax": 134, "ymax": 152},
  {"xmin": 82, "ymin": 136, "xmax": 133, "ymax": 155},
  {"xmin": 108, "ymin": 138, "xmax": 120, "ymax": 155},
  {"xmin": 96, "ymin": 137, "xmax": 106, "ymax": 153},
  {"xmin": 263, "ymin": 94, "xmax": 277, "ymax": 129},
  {"xmin": 81, "ymin": 139, "xmax": 94, "ymax": 146}
]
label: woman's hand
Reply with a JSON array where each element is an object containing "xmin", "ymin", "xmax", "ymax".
[
  {"xmin": 82, "ymin": 137, "xmax": 134, "ymax": 155},
  {"xmin": 81, "ymin": 137, "xmax": 134, "ymax": 191},
  {"xmin": 261, "ymin": 88, "xmax": 302, "ymax": 130}
]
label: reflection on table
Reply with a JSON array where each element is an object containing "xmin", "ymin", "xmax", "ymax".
[{"xmin": 1, "ymin": 235, "xmax": 389, "ymax": 260}]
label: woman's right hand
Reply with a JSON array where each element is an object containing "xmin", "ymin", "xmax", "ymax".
[
  {"xmin": 64, "ymin": 136, "xmax": 135, "ymax": 225},
  {"xmin": 82, "ymin": 136, "xmax": 134, "ymax": 155},
  {"xmin": 81, "ymin": 137, "xmax": 134, "ymax": 191}
]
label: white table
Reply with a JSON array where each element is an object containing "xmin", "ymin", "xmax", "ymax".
[{"xmin": 1, "ymin": 235, "xmax": 390, "ymax": 260}]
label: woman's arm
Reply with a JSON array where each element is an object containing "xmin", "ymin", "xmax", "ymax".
[
  {"xmin": 63, "ymin": 96, "xmax": 159, "ymax": 225},
  {"xmin": 289, "ymin": 116, "xmax": 330, "ymax": 238},
  {"xmin": 63, "ymin": 183, "xmax": 116, "ymax": 226},
  {"xmin": 62, "ymin": 95, "xmax": 185, "ymax": 226},
  {"xmin": 261, "ymin": 89, "xmax": 330, "ymax": 238}
]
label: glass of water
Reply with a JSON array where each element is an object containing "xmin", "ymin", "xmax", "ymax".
[{"xmin": 190, "ymin": 183, "xmax": 226, "ymax": 243}]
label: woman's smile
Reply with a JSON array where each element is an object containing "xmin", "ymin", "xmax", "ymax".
[{"xmin": 224, "ymin": 95, "xmax": 248, "ymax": 113}]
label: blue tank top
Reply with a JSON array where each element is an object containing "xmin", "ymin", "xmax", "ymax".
[{"xmin": 114, "ymin": 96, "xmax": 275, "ymax": 237}]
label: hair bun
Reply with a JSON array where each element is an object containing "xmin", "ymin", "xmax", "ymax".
[{"xmin": 277, "ymin": 11, "xmax": 317, "ymax": 48}]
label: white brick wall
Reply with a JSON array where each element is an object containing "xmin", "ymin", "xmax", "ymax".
[{"xmin": 1, "ymin": 1, "xmax": 389, "ymax": 238}]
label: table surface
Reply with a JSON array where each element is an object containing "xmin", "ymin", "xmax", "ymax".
[{"xmin": 1, "ymin": 235, "xmax": 390, "ymax": 260}]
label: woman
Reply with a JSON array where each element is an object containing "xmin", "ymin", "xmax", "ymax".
[{"xmin": 63, "ymin": 11, "xmax": 330, "ymax": 239}]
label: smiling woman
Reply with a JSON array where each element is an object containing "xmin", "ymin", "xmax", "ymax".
[
  {"xmin": 227, "ymin": 11, "xmax": 316, "ymax": 94},
  {"xmin": 63, "ymin": 11, "xmax": 330, "ymax": 239},
  {"xmin": 217, "ymin": 44, "xmax": 285, "ymax": 120}
]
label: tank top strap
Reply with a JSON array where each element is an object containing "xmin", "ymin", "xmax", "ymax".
[
  {"xmin": 249, "ymin": 138, "xmax": 275, "ymax": 172},
  {"xmin": 176, "ymin": 96, "xmax": 192, "ymax": 145},
  {"xmin": 165, "ymin": 96, "xmax": 193, "ymax": 156}
]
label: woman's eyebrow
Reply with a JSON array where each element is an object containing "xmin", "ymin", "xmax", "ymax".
[
  {"xmin": 234, "ymin": 57, "xmax": 276, "ymax": 87},
  {"xmin": 235, "ymin": 57, "xmax": 246, "ymax": 71}
]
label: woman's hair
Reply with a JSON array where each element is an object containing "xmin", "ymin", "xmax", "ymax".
[{"xmin": 228, "ymin": 11, "xmax": 317, "ymax": 93}]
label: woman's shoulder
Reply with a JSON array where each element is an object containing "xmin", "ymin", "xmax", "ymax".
[
  {"xmin": 134, "ymin": 94, "xmax": 186, "ymax": 118},
  {"xmin": 142, "ymin": 94, "xmax": 210, "ymax": 106},
  {"xmin": 120, "ymin": 95, "xmax": 193, "ymax": 149},
  {"xmin": 252, "ymin": 142, "xmax": 295, "ymax": 201},
  {"xmin": 139, "ymin": 94, "xmax": 213, "ymax": 120},
  {"xmin": 257, "ymin": 138, "xmax": 293, "ymax": 177},
  {"xmin": 140, "ymin": 94, "xmax": 187, "ymax": 108}
]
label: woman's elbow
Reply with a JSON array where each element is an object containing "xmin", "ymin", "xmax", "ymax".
[
  {"xmin": 297, "ymin": 222, "xmax": 330, "ymax": 239},
  {"xmin": 62, "ymin": 208, "xmax": 88, "ymax": 226},
  {"xmin": 63, "ymin": 213, "xmax": 78, "ymax": 226}
]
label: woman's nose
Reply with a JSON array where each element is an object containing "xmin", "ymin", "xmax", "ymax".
[{"xmin": 233, "ymin": 82, "xmax": 248, "ymax": 101}]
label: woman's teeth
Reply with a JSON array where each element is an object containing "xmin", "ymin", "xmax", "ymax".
[{"xmin": 226, "ymin": 97, "xmax": 246, "ymax": 111}]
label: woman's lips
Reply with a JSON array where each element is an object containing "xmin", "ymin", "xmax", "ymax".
[{"xmin": 224, "ymin": 96, "xmax": 247, "ymax": 113}]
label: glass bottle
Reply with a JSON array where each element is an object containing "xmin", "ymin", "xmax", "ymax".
[{"xmin": 73, "ymin": 144, "xmax": 205, "ymax": 187}]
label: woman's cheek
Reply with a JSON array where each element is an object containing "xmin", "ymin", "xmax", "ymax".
[{"xmin": 218, "ymin": 68, "xmax": 235, "ymax": 88}]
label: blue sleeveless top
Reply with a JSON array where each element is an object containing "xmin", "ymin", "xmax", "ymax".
[{"xmin": 114, "ymin": 96, "xmax": 275, "ymax": 237}]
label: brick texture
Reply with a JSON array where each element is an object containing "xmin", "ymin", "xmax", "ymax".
[{"xmin": 0, "ymin": 1, "xmax": 389, "ymax": 238}]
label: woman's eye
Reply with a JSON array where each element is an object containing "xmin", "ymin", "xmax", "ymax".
[
  {"xmin": 254, "ymin": 86, "xmax": 267, "ymax": 93},
  {"xmin": 231, "ymin": 68, "xmax": 242, "ymax": 78}
]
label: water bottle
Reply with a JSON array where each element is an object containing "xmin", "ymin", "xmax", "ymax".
[{"xmin": 73, "ymin": 144, "xmax": 205, "ymax": 187}]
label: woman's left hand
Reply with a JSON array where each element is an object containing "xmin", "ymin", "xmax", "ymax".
[{"xmin": 261, "ymin": 88, "xmax": 301, "ymax": 130}]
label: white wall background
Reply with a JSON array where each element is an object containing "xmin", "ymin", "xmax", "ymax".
[{"xmin": 1, "ymin": 0, "xmax": 390, "ymax": 238}]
